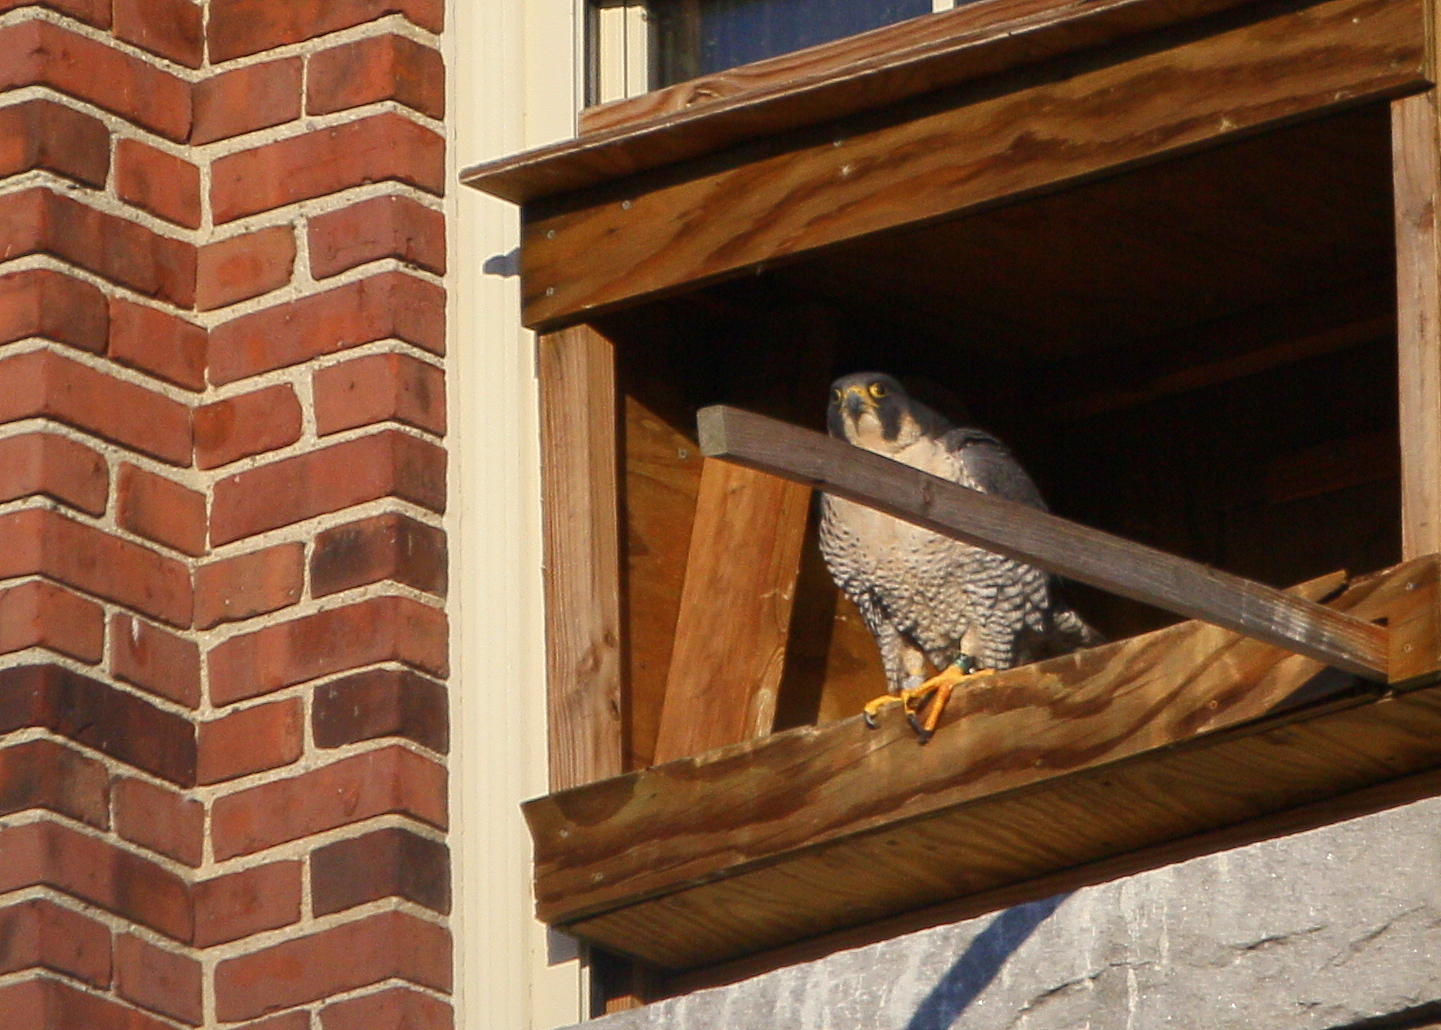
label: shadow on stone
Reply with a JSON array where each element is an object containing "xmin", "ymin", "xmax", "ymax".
[{"xmin": 904, "ymin": 892, "xmax": 1071, "ymax": 1030}]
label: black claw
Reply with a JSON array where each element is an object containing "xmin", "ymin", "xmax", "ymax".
[{"xmin": 864, "ymin": 711, "xmax": 879, "ymax": 729}]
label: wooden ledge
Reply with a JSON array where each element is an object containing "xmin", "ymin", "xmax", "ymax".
[
  {"xmin": 462, "ymin": 0, "xmax": 1266, "ymax": 204},
  {"xmin": 524, "ymin": 557, "xmax": 1441, "ymax": 970}
]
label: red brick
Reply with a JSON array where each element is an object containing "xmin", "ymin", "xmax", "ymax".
[
  {"xmin": 0, "ymin": 268, "xmax": 108, "ymax": 353},
  {"xmin": 210, "ymin": 272, "xmax": 444, "ymax": 384},
  {"xmin": 3, "ymin": 273, "xmax": 108, "ymax": 353},
  {"xmin": 113, "ymin": 777, "xmax": 204, "ymax": 867},
  {"xmin": 211, "ymin": 114, "xmax": 444, "ymax": 224},
  {"xmin": 0, "ymin": 738, "xmax": 109, "ymax": 827},
  {"xmin": 0, "ymin": 99, "xmax": 109, "ymax": 187},
  {"xmin": 308, "ymin": 35, "xmax": 444, "ymax": 119},
  {"xmin": 215, "ymin": 909, "xmax": 450, "ymax": 1021},
  {"xmin": 309, "ymin": 195, "xmax": 445, "ymax": 279},
  {"xmin": 212, "ymin": 430, "xmax": 446, "ymax": 544},
  {"xmin": 209, "ymin": 0, "xmax": 444, "ymax": 62},
  {"xmin": 198, "ymin": 698, "xmax": 302, "ymax": 784},
  {"xmin": 315, "ymin": 352, "xmax": 445, "ymax": 437},
  {"xmin": 194, "ymin": 861, "xmax": 301, "ymax": 948},
  {"xmin": 110, "ymin": 613, "xmax": 201, "ymax": 708},
  {"xmin": 311, "ymin": 512, "xmax": 446, "ymax": 598},
  {"xmin": 0, "ymin": 348, "xmax": 192, "ymax": 466},
  {"xmin": 234, "ymin": 1014, "xmax": 311, "ymax": 1030},
  {"xmin": 322, "ymin": 986, "xmax": 452, "ymax": 1030},
  {"xmin": 211, "ymin": 745, "xmax": 447, "ymax": 859},
  {"xmin": 115, "ymin": 138, "xmax": 201, "ymax": 229},
  {"xmin": 0, "ymin": 976, "xmax": 175, "ymax": 1030},
  {"xmin": 0, "ymin": 433, "xmax": 107, "ymax": 515},
  {"xmin": 312, "ymin": 826, "xmax": 449, "ymax": 916},
  {"xmin": 0, "ymin": 433, "xmax": 106, "ymax": 515},
  {"xmin": 0, "ymin": 187, "xmax": 194, "ymax": 307},
  {"xmin": 0, "ymin": 20, "xmax": 191, "ymax": 142},
  {"xmin": 313, "ymin": 668, "xmax": 448, "ymax": 754},
  {"xmin": 115, "ymin": 933, "xmax": 202, "ymax": 1025},
  {"xmin": 208, "ymin": 596, "xmax": 449, "ymax": 705},
  {"xmin": 115, "ymin": 0, "xmax": 202, "ymax": 68},
  {"xmin": 0, "ymin": 897, "xmax": 112, "ymax": 987},
  {"xmin": 0, "ymin": 820, "xmax": 191, "ymax": 941},
  {"xmin": 108, "ymin": 298, "xmax": 207, "ymax": 392},
  {"xmin": 0, "ymin": 508, "xmax": 191, "ymax": 627},
  {"xmin": 194, "ymin": 384, "xmax": 303, "ymax": 469},
  {"xmin": 0, "ymin": 0, "xmax": 110, "ymax": 28},
  {"xmin": 0, "ymin": 579, "xmax": 104, "ymax": 664},
  {"xmin": 193, "ymin": 57, "xmax": 302, "ymax": 145},
  {"xmin": 195, "ymin": 543, "xmax": 305, "ymax": 629},
  {"xmin": 117, "ymin": 464, "xmax": 206, "ymax": 556},
  {"xmin": 197, "ymin": 225, "xmax": 296, "ymax": 311},
  {"xmin": 0, "ymin": 665, "xmax": 196, "ymax": 786}
]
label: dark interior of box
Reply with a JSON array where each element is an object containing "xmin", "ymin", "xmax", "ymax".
[{"xmin": 598, "ymin": 100, "xmax": 1401, "ymax": 771}]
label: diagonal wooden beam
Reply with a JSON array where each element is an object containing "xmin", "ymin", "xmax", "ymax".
[{"xmin": 697, "ymin": 405, "xmax": 1391, "ymax": 681}]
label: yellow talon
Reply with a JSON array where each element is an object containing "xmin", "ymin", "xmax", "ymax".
[{"xmin": 862, "ymin": 661, "xmax": 994, "ymax": 743}]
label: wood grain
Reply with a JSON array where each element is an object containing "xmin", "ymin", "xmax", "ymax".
[
  {"xmin": 653, "ymin": 459, "xmax": 812, "ymax": 763},
  {"xmin": 699, "ymin": 405, "xmax": 1390, "ymax": 680},
  {"xmin": 469, "ymin": 0, "xmax": 1269, "ymax": 203},
  {"xmin": 1394, "ymin": 91, "xmax": 1441, "ymax": 560},
  {"xmin": 621, "ymin": 394, "xmax": 705, "ymax": 770},
  {"xmin": 538, "ymin": 325, "xmax": 625, "ymax": 790},
  {"xmin": 576, "ymin": 0, "xmax": 1261, "ymax": 137},
  {"xmin": 517, "ymin": 0, "xmax": 1425, "ymax": 328},
  {"xmin": 524, "ymin": 558, "xmax": 1439, "ymax": 968}
]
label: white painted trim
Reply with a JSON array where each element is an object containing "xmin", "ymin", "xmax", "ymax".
[
  {"xmin": 932, "ymin": 0, "xmax": 956, "ymax": 11},
  {"xmin": 448, "ymin": 0, "xmax": 586, "ymax": 1026},
  {"xmin": 594, "ymin": 1, "xmax": 650, "ymax": 104}
]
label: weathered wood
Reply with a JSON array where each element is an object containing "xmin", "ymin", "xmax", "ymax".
[
  {"xmin": 621, "ymin": 395, "xmax": 705, "ymax": 770},
  {"xmin": 668, "ymin": 757, "xmax": 1441, "ymax": 994},
  {"xmin": 574, "ymin": 0, "xmax": 1262, "ymax": 139},
  {"xmin": 653, "ymin": 460, "xmax": 812, "ymax": 763},
  {"xmin": 1394, "ymin": 91, "xmax": 1441, "ymax": 560},
  {"xmin": 524, "ymin": 559, "xmax": 1440, "ymax": 969},
  {"xmin": 516, "ymin": 0, "xmax": 1424, "ymax": 328},
  {"xmin": 538, "ymin": 325, "xmax": 625, "ymax": 790},
  {"xmin": 699, "ymin": 405, "xmax": 1391, "ymax": 680}
]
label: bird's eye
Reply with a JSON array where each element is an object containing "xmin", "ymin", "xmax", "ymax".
[{"xmin": 869, "ymin": 383, "xmax": 887, "ymax": 399}]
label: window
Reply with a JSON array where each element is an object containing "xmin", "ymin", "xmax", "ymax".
[{"xmin": 589, "ymin": 0, "xmax": 957, "ymax": 104}]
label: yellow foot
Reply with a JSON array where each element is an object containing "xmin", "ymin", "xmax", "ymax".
[{"xmin": 862, "ymin": 662, "xmax": 993, "ymax": 743}]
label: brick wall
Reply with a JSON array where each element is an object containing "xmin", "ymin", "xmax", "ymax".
[{"xmin": 0, "ymin": 1, "xmax": 452, "ymax": 1027}]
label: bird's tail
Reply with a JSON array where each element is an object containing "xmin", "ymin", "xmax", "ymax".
[{"xmin": 1053, "ymin": 606, "xmax": 1104, "ymax": 651}]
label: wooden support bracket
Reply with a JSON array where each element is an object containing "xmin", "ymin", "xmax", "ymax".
[{"xmin": 698, "ymin": 405, "xmax": 1392, "ymax": 681}]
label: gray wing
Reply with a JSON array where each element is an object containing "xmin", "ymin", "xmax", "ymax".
[{"xmin": 943, "ymin": 428, "xmax": 1047, "ymax": 510}]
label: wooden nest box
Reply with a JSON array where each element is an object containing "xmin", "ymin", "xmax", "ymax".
[{"xmin": 464, "ymin": 0, "xmax": 1441, "ymax": 1000}]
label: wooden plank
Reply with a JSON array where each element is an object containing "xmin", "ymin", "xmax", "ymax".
[
  {"xmin": 516, "ymin": 0, "xmax": 1425, "ymax": 328},
  {"xmin": 653, "ymin": 459, "xmax": 812, "ymax": 764},
  {"xmin": 574, "ymin": 0, "xmax": 1261, "ymax": 138},
  {"xmin": 522, "ymin": 558, "xmax": 1440, "ymax": 968},
  {"xmin": 669, "ymin": 758, "xmax": 1441, "ymax": 993},
  {"xmin": 1394, "ymin": 91, "xmax": 1441, "ymax": 560},
  {"xmin": 620, "ymin": 394, "xmax": 705, "ymax": 770},
  {"xmin": 538, "ymin": 325, "xmax": 625, "ymax": 790},
  {"xmin": 698, "ymin": 405, "xmax": 1391, "ymax": 680}
]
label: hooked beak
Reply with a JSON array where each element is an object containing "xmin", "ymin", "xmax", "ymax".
[{"xmin": 842, "ymin": 386, "xmax": 870, "ymax": 418}]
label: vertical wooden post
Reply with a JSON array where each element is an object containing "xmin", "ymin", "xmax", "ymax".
[
  {"xmin": 1395, "ymin": 90, "xmax": 1441, "ymax": 560},
  {"xmin": 537, "ymin": 324, "xmax": 625, "ymax": 791}
]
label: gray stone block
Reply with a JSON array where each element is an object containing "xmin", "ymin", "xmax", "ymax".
[{"xmin": 572, "ymin": 795, "xmax": 1441, "ymax": 1029}]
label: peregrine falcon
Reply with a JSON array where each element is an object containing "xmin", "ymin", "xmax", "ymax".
[{"xmin": 819, "ymin": 372, "xmax": 1100, "ymax": 741}]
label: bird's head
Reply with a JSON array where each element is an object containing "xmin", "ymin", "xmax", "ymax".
[{"xmin": 828, "ymin": 372, "xmax": 923, "ymax": 454}]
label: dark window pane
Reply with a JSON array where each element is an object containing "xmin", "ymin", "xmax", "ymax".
[{"xmin": 649, "ymin": 0, "xmax": 934, "ymax": 87}]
